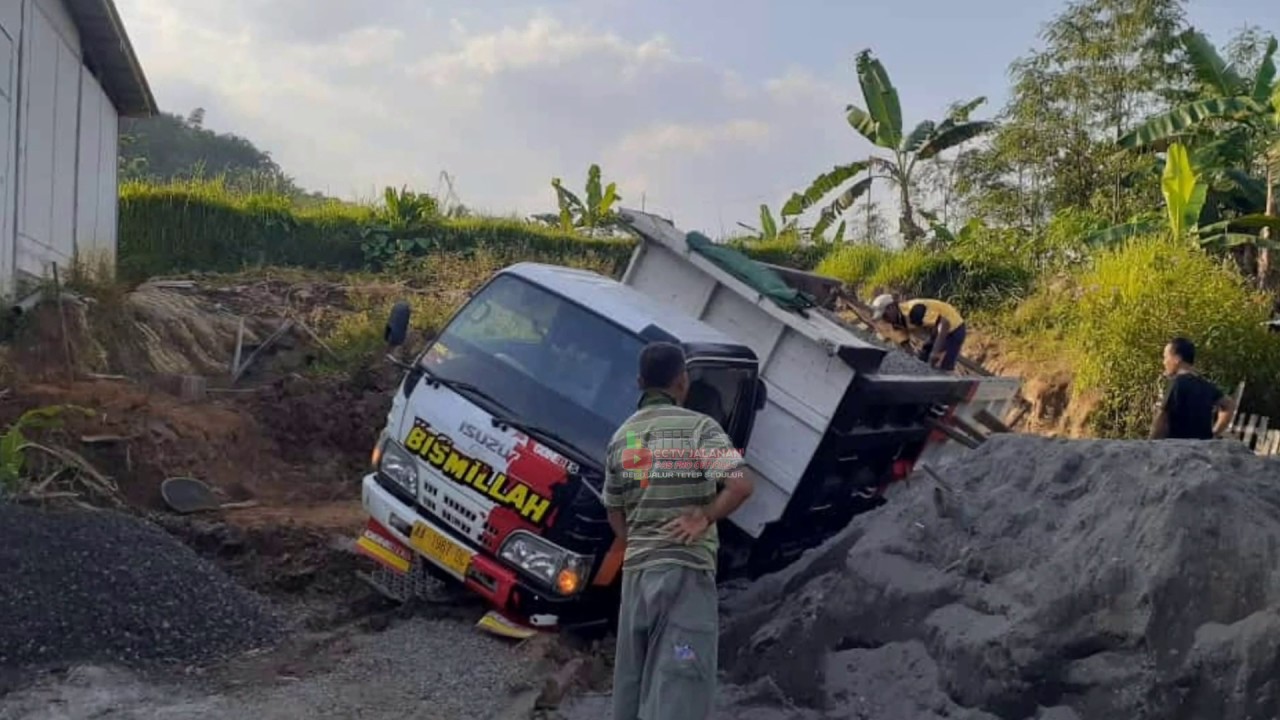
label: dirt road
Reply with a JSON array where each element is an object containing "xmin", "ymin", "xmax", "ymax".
[{"xmin": 1, "ymin": 612, "xmax": 546, "ymax": 720}]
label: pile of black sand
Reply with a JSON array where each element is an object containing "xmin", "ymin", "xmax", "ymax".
[
  {"xmin": 717, "ymin": 435, "xmax": 1280, "ymax": 720},
  {"xmin": 0, "ymin": 503, "xmax": 282, "ymax": 673}
]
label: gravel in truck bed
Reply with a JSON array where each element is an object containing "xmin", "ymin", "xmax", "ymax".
[
  {"xmin": 821, "ymin": 308, "xmax": 943, "ymax": 376},
  {"xmin": 0, "ymin": 503, "xmax": 282, "ymax": 674}
]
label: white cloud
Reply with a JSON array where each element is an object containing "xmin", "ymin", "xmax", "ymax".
[
  {"xmin": 614, "ymin": 119, "xmax": 771, "ymax": 158},
  {"xmin": 115, "ymin": 2, "xmax": 870, "ymax": 232}
]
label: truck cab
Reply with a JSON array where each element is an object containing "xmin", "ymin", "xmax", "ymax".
[{"xmin": 356, "ymin": 262, "xmax": 762, "ymax": 622}]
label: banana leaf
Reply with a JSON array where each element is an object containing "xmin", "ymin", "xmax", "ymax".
[
  {"xmin": 813, "ymin": 177, "xmax": 873, "ymax": 239},
  {"xmin": 845, "ymin": 105, "xmax": 879, "ymax": 145},
  {"xmin": 900, "ymin": 120, "xmax": 935, "ymax": 153},
  {"xmin": 1086, "ymin": 221, "xmax": 1158, "ymax": 247},
  {"xmin": 1198, "ymin": 214, "xmax": 1280, "ymax": 235},
  {"xmin": 1199, "ymin": 232, "xmax": 1280, "ymax": 250},
  {"xmin": 1181, "ymin": 28, "xmax": 1247, "ymax": 97},
  {"xmin": 916, "ymin": 121, "xmax": 995, "ymax": 160},
  {"xmin": 782, "ymin": 162, "xmax": 869, "ymax": 217},
  {"xmin": 1120, "ymin": 97, "xmax": 1266, "ymax": 149},
  {"xmin": 855, "ymin": 50, "xmax": 902, "ymax": 149},
  {"xmin": 1161, "ymin": 142, "xmax": 1208, "ymax": 239},
  {"xmin": 759, "ymin": 204, "xmax": 777, "ymax": 239},
  {"xmin": 1253, "ymin": 37, "xmax": 1278, "ymax": 103}
]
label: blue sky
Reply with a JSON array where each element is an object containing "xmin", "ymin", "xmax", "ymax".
[{"xmin": 115, "ymin": 0, "xmax": 1280, "ymax": 236}]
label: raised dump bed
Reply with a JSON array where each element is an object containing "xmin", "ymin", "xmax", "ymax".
[{"xmin": 617, "ymin": 209, "xmax": 1022, "ymax": 571}]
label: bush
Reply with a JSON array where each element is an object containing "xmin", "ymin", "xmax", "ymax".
[
  {"xmin": 816, "ymin": 242, "xmax": 1031, "ymax": 312},
  {"xmin": 357, "ymin": 218, "xmax": 635, "ymax": 275},
  {"xmin": 815, "ymin": 244, "xmax": 892, "ymax": 289},
  {"xmin": 118, "ymin": 179, "xmax": 369, "ymax": 280},
  {"xmin": 727, "ymin": 235, "xmax": 831, "ymax": 270},
  {"xmin": 1066, "ymin": 236, "xmax": 1280, "ymax": 437}
]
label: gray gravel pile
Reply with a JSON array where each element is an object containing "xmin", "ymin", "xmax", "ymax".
[
  {"xmin": 0, "ymin": 504, "xmax": 282, "ymax": 672},
  {"xmin": 716, "ymin": 435, "xmax": 1280, "ymax": 720}
]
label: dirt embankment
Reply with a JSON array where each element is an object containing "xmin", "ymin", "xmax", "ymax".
[{"xmin": 965, "ymin": 332, "xmax": 1097, "ymax": 438}]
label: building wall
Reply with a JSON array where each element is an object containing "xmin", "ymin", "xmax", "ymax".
[
  {"xmin": 0, "ymin": 0, "xmax": 121, "ymax": 298},
  {"xmin": 0, "ymin": 0, "xmax": 21, "ymax": 295}
]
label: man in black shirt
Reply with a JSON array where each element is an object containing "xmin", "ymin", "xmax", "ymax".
[{"xmin": 1150, "ymin": 337, "xmax": 1235, "ymax": 440}]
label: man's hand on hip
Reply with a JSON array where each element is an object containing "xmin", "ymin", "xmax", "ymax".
[{"xmin": 663, "ymin": 509, "xmax": 711, "ymax": 544}]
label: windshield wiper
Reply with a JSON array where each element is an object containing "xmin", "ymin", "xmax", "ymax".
[
  {"xmin": 420, "ymin": 367, "xmax": 513, "ymax": 415},
  {"xmin": 419, "ymin": 367, "xmax": 595, "ymax": 477}
]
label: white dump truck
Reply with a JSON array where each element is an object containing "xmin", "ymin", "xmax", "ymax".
[{"xmin": 353, "ymin": 208, "xmax": 1022, "ymax": 624}]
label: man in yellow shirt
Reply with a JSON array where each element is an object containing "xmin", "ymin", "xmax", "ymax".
[{"xmin": 870, "ymin": 294, "xmax": 967, "ymax": 372}]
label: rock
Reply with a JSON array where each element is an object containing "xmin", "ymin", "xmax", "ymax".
[{"xmin": 718, "ymin": 435, "xmax": 1280, "ymax": 719}]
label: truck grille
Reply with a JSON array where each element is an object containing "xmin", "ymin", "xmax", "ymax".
[{"xmin": 417, "ymin": 470, "xmax": 484, "ymax": 542}]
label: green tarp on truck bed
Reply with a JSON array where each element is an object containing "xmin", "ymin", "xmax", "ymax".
[{"xmin": 685, "ymin": 231, "xmax": 817, "ymax": 313}]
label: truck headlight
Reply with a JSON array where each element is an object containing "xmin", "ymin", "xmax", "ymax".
[
  {"xmin": 378, "ymin": 442, "xmax": 418, "ymax": 496},
  {"xmin": 498, "ymin": 531, "xmax": 590, "ymax": 596}
]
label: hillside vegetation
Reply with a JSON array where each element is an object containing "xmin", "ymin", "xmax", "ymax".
[{"xmin": 108, "ymin": 0, "xmax": 1280, "ymax": 439}]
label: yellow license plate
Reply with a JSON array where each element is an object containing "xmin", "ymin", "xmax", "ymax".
[{"xmin": 409, "ymin": 522, "xmax": 472, "ymax": 577}]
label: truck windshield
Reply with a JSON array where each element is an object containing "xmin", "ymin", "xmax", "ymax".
[{"xmin": 419, "ymin": 273, "xmax": 646, "ymax": 462}]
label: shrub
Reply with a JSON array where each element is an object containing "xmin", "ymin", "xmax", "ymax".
[
  {"xmin": 727, "ymin": 234, "xmax": 831, "ymax": 270},
  {"xmin": 118, "ymin": 179, "xmax": 368, "ymax": 280},
  {"xmin": 356, "ymin": 218, "xmax": 634, "ymax": 274},
  {"xmin": 1067, "ymin": 236, "xmax": 1280, "ymax": 437},
  {"xmin": 817, "ymin": 242, "xmax": 1031, "ymax": 312},
  {"xmin": 815, "ymin": 244, "xmax": 892, "ymax": 290}
]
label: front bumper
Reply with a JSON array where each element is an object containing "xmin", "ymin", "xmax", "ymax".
[{"xmin": 357, "ymin": 474, "xmax": 589, "ymax": 614}]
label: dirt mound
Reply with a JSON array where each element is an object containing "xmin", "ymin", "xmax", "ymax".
[
  {"xmin": 4, "ymin": 278, "xmax": 384, "ymax": 385},
  {"xmin": 0, "ymin": 504, "xmax": 281, "ymax": 676},
  {"xmin": 5, "ymin": 381, "xmax": 301, "ymax": 510},
  {"xmin": 718, "ymin": 435, "xmax": 1280, "ymax": 720},
  {"xmin": 247, "ymin": 370, "xmax": 396, "ymax": 475}
]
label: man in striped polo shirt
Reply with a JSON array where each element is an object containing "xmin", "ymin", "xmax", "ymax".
[{"xmin": 604, "ymin": 342, "xmax": 755, "ymax": 720}]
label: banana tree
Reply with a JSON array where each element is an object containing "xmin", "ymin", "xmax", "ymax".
[
  {"xmin": 781, "ymin": 50, "xmax": 994, "ymax": 245},
  {"xmin": 1118, "ymin": 28, "xmax": 1280, "ymax": 273},
  {"xmin": 535, "ymin": 164, "xmax": 622, "ymax": 237},
  {"xmin": 736, "ymin": 204, "xmax": 802, "ymax": 241},
  {"xmin": 378, "ymin": 186, "xmax": 440, "ymax": 229},
  {"xmin": 1089, "ymin": 142, "xmax": 1280, "ymax": 256}
]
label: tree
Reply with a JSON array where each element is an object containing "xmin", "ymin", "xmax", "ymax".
[
  {"xmin": 533, "ymin": 164, "xmax": 624, "ymax": 236},
  {"xmin": 119, "ymin": 109, "xmax": 301, "ymax": 196},
  {"xmin": 952, "ymin": 0, "xmax": 1192, "ymax": 230},
  {"xmin": 780, "ymin": 50, "xmax": 994, "ymax": 245},
  {"xmin": 1118, "ymin": 28, "xmax": 1280, "ymax": 280},
  {"xmin": 850, "ymin": 199, "xmax": 888, "ymax": 245},
  {"xmin": 736, "ymin": 204, "xmax": 798, "ymax": 241},
  {"xmin": 375, "ymin": 186, "xmax": 440, "ymax": 229}
]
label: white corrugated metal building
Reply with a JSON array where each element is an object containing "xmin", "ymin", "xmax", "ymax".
[{"xmin": 0, "ymin": 0, "xmax": 154, "ymax": 299}]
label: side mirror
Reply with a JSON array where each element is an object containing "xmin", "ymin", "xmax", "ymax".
[
  {"xmin": 385, "ymin": 301, "xmax": 411, "ymax": 347},
  {"xmin": 754, "ymin": 378, "xmax": 768, "ymax": 411}
]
